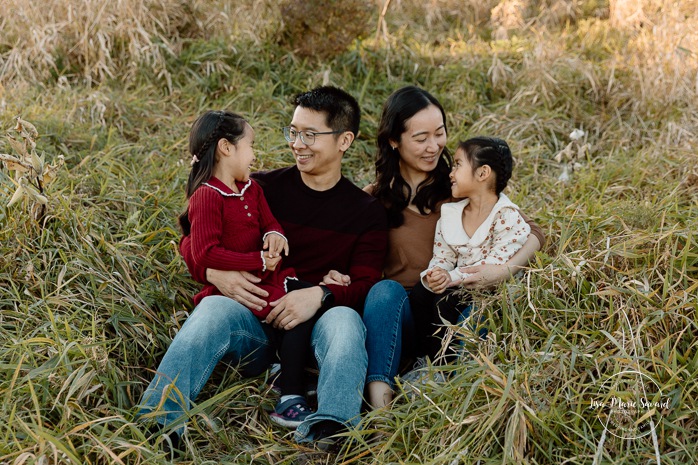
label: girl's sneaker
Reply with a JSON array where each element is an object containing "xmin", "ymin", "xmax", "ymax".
[{"xmin": 270, "ymin": 397, "xmax": 313, "ymax": 429}]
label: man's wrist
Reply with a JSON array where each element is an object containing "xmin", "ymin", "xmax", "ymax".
[{"xmin": 318, "ymin": 284, "xmax": 335, "ymax": 311}]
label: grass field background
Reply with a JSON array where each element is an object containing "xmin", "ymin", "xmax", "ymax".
[{"xmin": 1, "ymin": 0, "xmax": 697, "ymax": 463}]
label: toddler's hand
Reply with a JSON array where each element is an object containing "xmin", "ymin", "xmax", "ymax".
[
  {"xmin": 263, "ymin": 233, "xmax": 289, "ymax": 258},
  {"xmin": 426, "ymin": 267, "xmax": 451, "ymax": 294},
  {"xmin": 263, "ymin": 251, "xmax": 282, "ymax": 272},
  {"xmin": 322, "ymin": 270, "xmax": 351, "ymax": 286}
]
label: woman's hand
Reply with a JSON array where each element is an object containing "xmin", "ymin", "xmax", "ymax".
[
  {"xmin": 458, "ymin": 264, "xmax": 513, "ymax": 289},
  {"xmin": 321, "ymin": 270, "xmax": 351, "ymax": 286},
  {"xmin": 459, "ymin": 234, "xmax": 541, "ymax": 289},
  {"xmin": 206, "ymin": 269, "xmax": 269, "ymax": 311},
  {"xmin": 263, "ymin": 233, "xmax": 289, "ymax": 257}
]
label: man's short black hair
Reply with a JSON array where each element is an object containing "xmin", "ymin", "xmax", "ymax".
[{"xmin": 293, "ymin": 86, "xmax": 361, "ymax": 136}]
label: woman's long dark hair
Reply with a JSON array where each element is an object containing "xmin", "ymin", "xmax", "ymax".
[
  {"xmin": 178, "ymin": 110, "xmax": 247, "ymax": 235},
  {"xmin": 373, "ymin": 86, "xmax": 452, "ymax": 228}
]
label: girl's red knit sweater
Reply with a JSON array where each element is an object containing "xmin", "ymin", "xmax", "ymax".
[{"xmin": 187, "ymin": 176, "xmax": 294, "ymax": 316}]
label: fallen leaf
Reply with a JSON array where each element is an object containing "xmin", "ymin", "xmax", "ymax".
[
  {"xmin": 15, "ymin": 117, "xmax": 39, "ymax": 140},
  {"xmin": 2, "ymin": 159, "xmax": 30, "ymax": 172},
  {"xmin": 6, "ymin": 135, "xmax": 29, "ymax": 159},
  {"xmin": 30, "ymin": 150, "xmax": 43, "ymax": 173},
  {"xmin": 558, "ymin": 165, "xmax": 571, "ymax": 182},
  {"xmin": 7, "ymin": 184, "xmax": 25, "ymax": 207},
  {"xmin": 570, "ymin": 128, "xmax": 585, "ymax": 141}
]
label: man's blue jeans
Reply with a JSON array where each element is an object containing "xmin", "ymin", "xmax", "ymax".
[{"xmin": 138, "ymin": 295, "xmax": 368, "ymax": 442}]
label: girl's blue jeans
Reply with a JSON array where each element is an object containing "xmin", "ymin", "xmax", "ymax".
[{"xmin": 137, "ymin": 295, "xmax": 367, "ymax": 442}]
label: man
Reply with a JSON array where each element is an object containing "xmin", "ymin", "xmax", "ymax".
[{"xmin": 139, "ymin": 86, "xmax": 387, "ymax": 450}]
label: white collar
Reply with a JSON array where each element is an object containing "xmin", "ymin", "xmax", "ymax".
[
  {"xmin": 202, "ymin": 179, "xmax": 252, "ymax": 197},
  {"xmin": 439, "ymin": 193, "xmax": 519, "ymax": 245}
]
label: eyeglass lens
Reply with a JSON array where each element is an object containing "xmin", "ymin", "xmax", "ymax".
[{"xmin": 284, "ymin": 127, "xmax": 315, "ymax": 145}]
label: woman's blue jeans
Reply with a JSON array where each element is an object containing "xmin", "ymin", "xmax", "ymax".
[
  {"xmin": 363, "ymin": 280, "xmax": 415, "ymax": 388},
  {"xmin": 137, "ymin": 295, "xmax": 367, "ymax": 442},
  {"xmin": 363, "ymin": 280, "xmax": 482, "ymax": 386}
]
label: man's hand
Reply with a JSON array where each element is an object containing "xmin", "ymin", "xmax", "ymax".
[
  {"xmin": 263, "ymin": 251, "xmax": 282, "ymax": 271},
  {"xmin": 321, "ymin": 270, "xmax": 351, "ymax": 286},
  {"xmin": 264, "ymin": 233, "xmax": 289, "ymax": 258},
  {"xmin": 207, "ymin": 269, "xmax": 269, "ymax": 311},
  {"xmin": 425, "ymin": 267, "xmax": 451, "ymax": 294},
  {"xmin": 265, "ymin": 286, "xmax": 323, "ymax": 330}
]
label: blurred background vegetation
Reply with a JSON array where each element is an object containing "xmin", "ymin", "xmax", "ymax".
[{"xmin": 0, "ymin": 0, "xmax": 696, "ymax": 463}]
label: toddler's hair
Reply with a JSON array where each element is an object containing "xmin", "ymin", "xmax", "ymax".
[
  {"xmin": 179, "ymin": 110, "xmax": 247, "ymax": 235},
  {"xmin": 458, "ymin": 137, "xmax": 513, "ymax": 195}
]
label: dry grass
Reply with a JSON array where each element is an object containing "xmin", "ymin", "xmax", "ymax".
[
  {"xmin": 1, "ymin": 0, "xmax": 697, "ymax": 463},
  {"xmin": 0, "ymin": 0, "xmax": 281, "ymax": 86}
]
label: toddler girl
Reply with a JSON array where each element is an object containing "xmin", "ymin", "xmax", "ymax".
[{"xmin": 411, "ymin": 136, "xmax": 531, "ymax": 359}]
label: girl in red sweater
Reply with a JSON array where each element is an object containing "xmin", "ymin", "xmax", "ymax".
[{"xmin": 178, "ymin": 110, "xmax": 315, "ymax": 429}]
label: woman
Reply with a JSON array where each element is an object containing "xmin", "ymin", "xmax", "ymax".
[{"xmin": 326, "ymin": 86, "xmax": 545, "ymax": 409}]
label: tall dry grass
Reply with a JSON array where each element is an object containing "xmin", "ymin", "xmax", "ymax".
[
  {"xmin": 0, "ymin": 0, "xmax": 281, "ymax": 86},
  {"xmin": 0, "ymin": 0, "xmax": 696, "ymax": 463}
]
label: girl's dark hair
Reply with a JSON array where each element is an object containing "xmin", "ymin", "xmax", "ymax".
[
  {"xmin": 373, "ymin": 86, "xmax": 452, "ymax": 227},
  {"xmin": 178, "ymin": 110, "xmax": 247, "ymax": 235},
  {"xmin": 458, "ymin": 136, "xmax": 513, "ymax": 195}
]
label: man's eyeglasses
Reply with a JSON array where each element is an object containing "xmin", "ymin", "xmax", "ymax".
[{"xmin": 283, "ymin": 127, "xmax": 343, "ymax": 146}]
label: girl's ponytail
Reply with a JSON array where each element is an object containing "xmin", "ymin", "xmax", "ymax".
[{"xmin": 492, "ymin": 139, "xmax": 513, "ymax": 195}]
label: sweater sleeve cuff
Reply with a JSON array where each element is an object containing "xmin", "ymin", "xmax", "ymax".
[
  {"xmin": 448, "ymin": 269, "xmax": 462, "ymax": 284},
  {"xmin": 263, "ymin": 231, "xmax": 288, "ymax": 243},
  {"xmin": 419, "ymin": 269, "xmax": 436, "ymax": 293}
]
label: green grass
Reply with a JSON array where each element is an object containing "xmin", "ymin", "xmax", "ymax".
[{"xmin": 1, "ymin": 0, "xmax": 697, "ymax": 463}]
